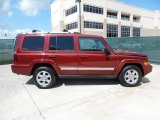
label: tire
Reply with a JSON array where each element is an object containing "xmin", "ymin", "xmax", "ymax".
[
  {"xmin": 33, "ymin": 66, "xmax": 57, "ymax": 89},
  {"xmin": 119, "ymin": 65, "xmax": 142, "ymax": 87}
]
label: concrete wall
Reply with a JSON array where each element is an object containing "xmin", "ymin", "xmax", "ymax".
[
  {"xmin": 50, "ymin": 0, "xmax": 64, "ymax": 32},
  {"xmin": 64, "ymin": 0, "xmax": 79, "ymax": 25},
  {"xmin": 84, "ymin": 29, "xmax": 104, "ymax": 36},
  {"xmin": 141, "ymin": 28, "xmax": 156, "ymax": 37}
]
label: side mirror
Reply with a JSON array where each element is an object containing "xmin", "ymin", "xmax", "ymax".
[{"xmin": 104, "ymin": 48, "xmax": 110, "ymax": 56}]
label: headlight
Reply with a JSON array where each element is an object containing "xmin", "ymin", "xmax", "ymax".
[{"xmin": 144, "ymin": 61, "xmax": 149, "ymax": 65}]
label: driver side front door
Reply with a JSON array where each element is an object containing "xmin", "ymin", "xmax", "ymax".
[{"xmin": 77, "ymin": 37, "xmax": 116, "ymax": 75}]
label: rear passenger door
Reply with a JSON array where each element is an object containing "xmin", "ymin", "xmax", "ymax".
[{"xmin": 47, "ymin": 35, "xmax": 78, "ymax": 75}]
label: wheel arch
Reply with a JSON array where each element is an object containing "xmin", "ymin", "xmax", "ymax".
[
  {"xmin": 118, "ymin": 63, "xmax": 144, "ymax": 77},
  {"xmin": 31, "ymin": 63, "xmax": 59, "ymax": 77}
]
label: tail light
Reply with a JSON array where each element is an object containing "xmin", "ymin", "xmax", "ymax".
[
  {"xmin": 13, "ymin": 52, "xmax": 17, "ymax": 64},
  {"xmin": 13, "ymin": 38, "xmax": 18, "ymax": 64}
]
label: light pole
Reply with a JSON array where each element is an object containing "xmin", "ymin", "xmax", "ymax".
[
  {"xmin": 75, "ymin": 0, "xmax": 81, "ymax": 33},
  {"xmin": 5, "ymin": 33, "xmax": 7, "ymax": 39}
]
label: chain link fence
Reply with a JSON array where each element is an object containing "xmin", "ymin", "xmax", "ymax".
[
  {"xmin": 105, "ymin": 36, "xmax": 160, "ymax": 63},
  {"xmin": 0, "ymin": 39, "xmax": 15, "ymax": 65},
  {"xmin": 0, "ymin": 37, "xmax": 160, "ymax": 65}
]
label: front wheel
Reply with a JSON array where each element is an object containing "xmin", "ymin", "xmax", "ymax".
[
  {"xmin": 119, "ymin": 65, "xmax": 142, "ymax": 87},
  {"xmin": 33, "ymin": 67, "xmax": 57, "ymax": 89}
]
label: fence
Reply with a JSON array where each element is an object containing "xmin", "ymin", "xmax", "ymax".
[
  {"xmin": 0, "ymin": 39, "xmax": 14, "ymax": 65},
  {"xmin": 105, "ymin": 36, "xmax": 160, "ymax": 63},
  {"xmin": 0, "ymin": 37, "xmax": 160, "ymax": 65}
]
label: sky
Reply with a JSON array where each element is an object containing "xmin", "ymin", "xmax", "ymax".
[
  {"xmin": 0, "ymin": 0, "xmax": 160, "ymax": 38},
  {"xmin": 0, "ymin": 0, "xmax": 51, "ymax": 38},
  {"xmin": 119, "ymin": 0, "xmax": 160, "ymax": 10}
]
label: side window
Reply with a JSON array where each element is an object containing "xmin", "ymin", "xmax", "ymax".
[
  {"xmin": 57, "ymin": 36, "xmax": 74, "ymax": 50},
  {"xmin": 49, "ymin": 36, "xmax": 74, "ymax": 51},
  {"xmin": 49, "ymin": 37, "xmax": 56, "ymax": 50},
  {"xmin": 79, "ymin": 37, "xmax": 106, "ymax": 51},
  {"xmin": 22, "ymin": 36, "xmax": 44, "ymax": 51}
]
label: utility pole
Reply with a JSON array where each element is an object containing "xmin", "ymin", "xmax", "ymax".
[
  {"xmin": 5, "ymin": 33, "xmax": 7, "ymax": 39},
  {"xmin": 75, "ymin": 0, "xmax": 81, "ymax": 33}
]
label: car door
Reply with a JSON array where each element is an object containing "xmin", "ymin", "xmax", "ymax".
[
  {"xmin": 77, "ymin": 37, "xmax": 116, "ymax": 75},
  {"xmin": 47, "ymin": 35, "xmax": 78, "ymax": 75}
]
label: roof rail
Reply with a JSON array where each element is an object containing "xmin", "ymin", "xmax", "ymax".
[
  {"xmin": 16, "ymin": 30, "xmax": 81, "ymax": 36},
  {"xmin": 73, "ymin": 32, "xmax": 80, "ymax": 34}
]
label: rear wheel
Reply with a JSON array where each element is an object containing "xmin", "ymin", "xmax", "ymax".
[
  {"xmin": 33, "ymin": 66, "xmax": 57, "ymax": 89},
  {"xmin": 119, "ymin": 65, "xmax": 142, "ymax": 87}
]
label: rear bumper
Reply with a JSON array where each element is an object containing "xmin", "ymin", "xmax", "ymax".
[
  {"xmin": 11, "ymin": 64, "xmax": 32, "ymax": 76},
  {"xmin": 143, "ymin": 63, "xmax": 152, "ymax": 76}
]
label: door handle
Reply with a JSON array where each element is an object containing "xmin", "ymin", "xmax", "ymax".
[
  {"xmin": 49, "ymin": 55, "xmax": 56, "ymax": 58},
  {"xmin": 80, "ymin": 55, "xmax": 88, "ymax": 58}
]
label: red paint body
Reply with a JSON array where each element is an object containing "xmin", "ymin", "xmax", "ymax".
[{"xmin": 11, "ymin": 33, "xmax": 152, "ymax": 78}]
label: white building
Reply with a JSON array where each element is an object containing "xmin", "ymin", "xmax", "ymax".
[{"xmin": 50, "ymin": 0, "xmax": 160, "ymax": 38}]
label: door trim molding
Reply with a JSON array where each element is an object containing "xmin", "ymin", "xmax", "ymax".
[
  {"xmin": 59, "ymin": 75, "xmax": 117, "ymax": 79},
  {"xmin": 60, "ymin": 67, "xmax": 114, "ymax": 71}
]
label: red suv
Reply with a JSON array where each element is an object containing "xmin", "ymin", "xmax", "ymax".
[{"xmin": 11, "ymin": 33, "xmax": 152, "ymax": 88}]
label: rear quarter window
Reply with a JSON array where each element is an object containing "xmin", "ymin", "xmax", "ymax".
[{"xmin": 22, "ymin": 36, "xmax": 44, "ymax": 51}]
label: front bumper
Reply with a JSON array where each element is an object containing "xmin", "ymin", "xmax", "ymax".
[{"xmin": 143, "ymin": 63, "xmax": 152, "ymax": 76}]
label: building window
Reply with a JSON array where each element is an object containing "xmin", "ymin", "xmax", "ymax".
[
  {"xmin": 121, "ymin": 26, "xmax": 130, "ymax": 37},
  {"xmin": 66, "ymin": 22, "xmax": 78, "ymax": 30},
  {"xmin": 107, "ymin": 11, "xmax": 117, "ymax": 19},
  {"xmin": 83, "ymin": 5, "xmax": 103, "ymax": 14},
  {"xmin": 107, "ymin": 24, "xmax": 118, "ymax": 38},
  {"xmin": 133, "ymin": 16, "xmax": 140, "ymax": 22},
  {"xmin": 65, "ymin": 5, "xmax": 77, "ymax": 16},
  {"xmin": 121, "ymin": 14, "xmax": 130, "ymax": 21},
  {"xmin": 49, "ymin": 36, "xmax": 74, "ymax": 51},
  {"xmin": 84, "ymin": 21, "xmax": 103, "ymax": 29},
  {"xmin": 133, "ymin": 27, "xmax": 141, "ymax": 37},
  {"xmin": 22, "ymin": 36, "xmax": 44, "ymax": 51}
]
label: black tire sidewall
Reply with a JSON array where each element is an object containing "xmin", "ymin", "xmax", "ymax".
[
  {"xmin": 119, "ymin": 65, "xmax": 142, "ymax": 87},
  {"xmin": 33, "ymin": 67, "xmax": 56, "ymax": 89}
]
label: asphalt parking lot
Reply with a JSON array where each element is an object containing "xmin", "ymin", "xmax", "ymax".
[{"xmin": 0, "ymin": 64, "xmax": 160, "ymax": 120}]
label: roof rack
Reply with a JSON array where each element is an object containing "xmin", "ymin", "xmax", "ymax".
[
  {"xmin": 16, "ymin": 29, "xmax": 81, "ymax": 36},
  {"xmin": 73, "ymin": 32, "xmax": 80, "ymax": 34}
]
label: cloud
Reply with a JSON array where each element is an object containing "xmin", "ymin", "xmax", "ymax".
[
  {"xmin": 0, "ymin": 28, "xmax": 31, "ymax": 39},
  {"xmin": 0, "ymin": 0, "xmax": 12, "ymax": 16},
  {"xmin": 15, "ymin": 28, "xmax": 32, "ymax": 34},
  {"xmin": 0, "ymin": 0, "xmax": 10, "ymax": 13},
  {"xmin": 18, "ymin": 0, "xmax": 49, "ymax": 16},
  {"xmin": 0, "ymin": 22, "xmax": 32, "ymax": 39},
  {"xmin": 0, "ymin": 29, "xmax": 16, "ymax": 39},
  {"xmin": 0, "ymin": 26, "xmax": 47, "ymax": 39},
  {"xmin": 0, "ymin": 21, "xmax": 11, "ymax": 30}
]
